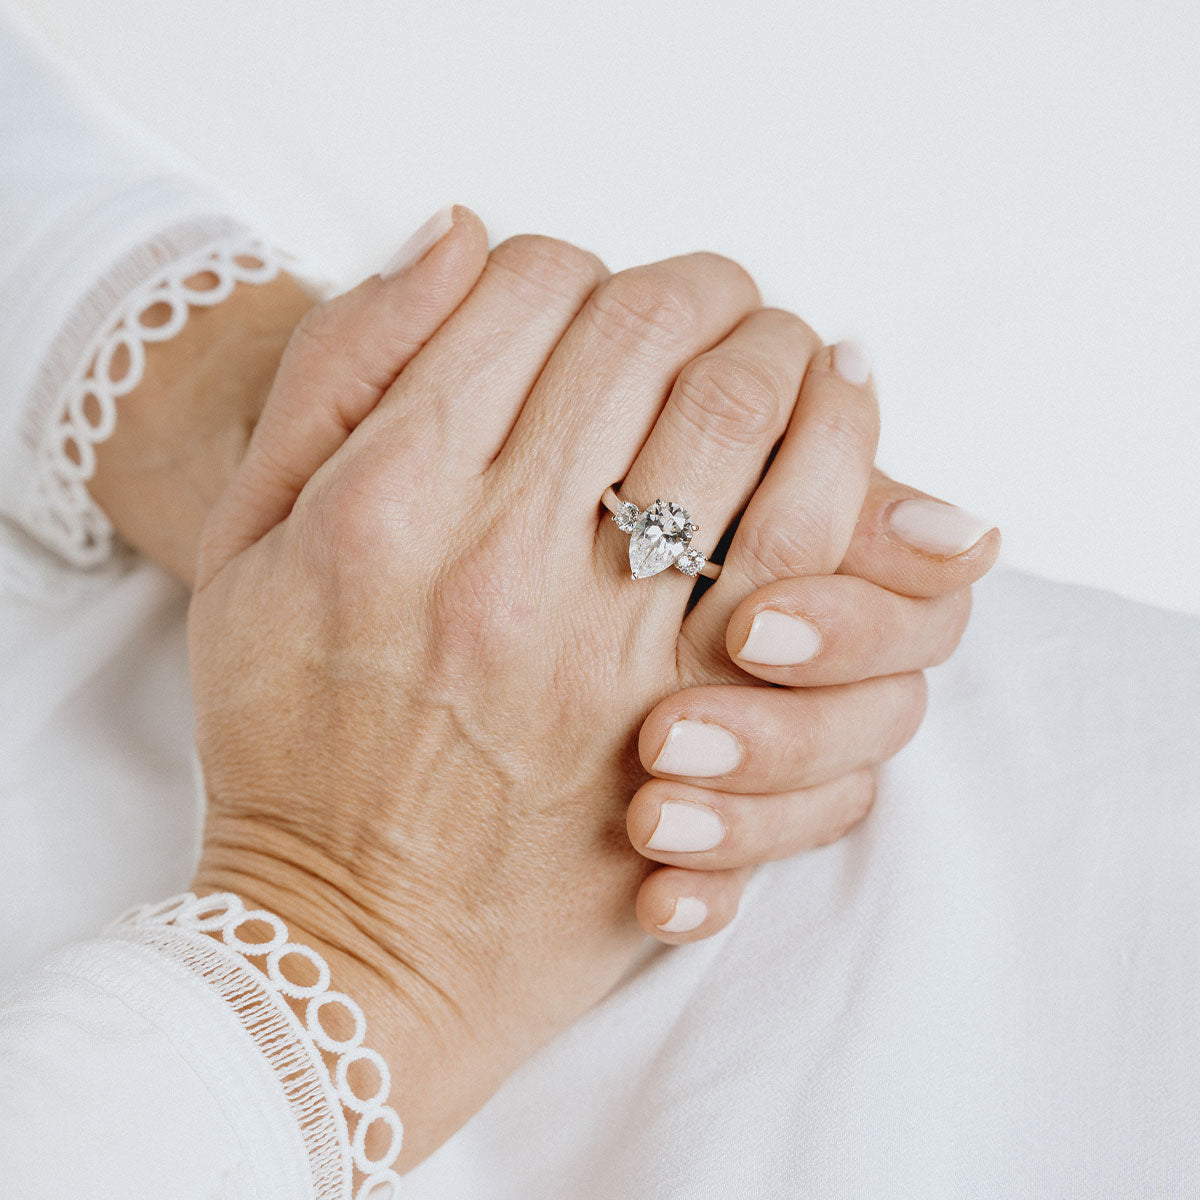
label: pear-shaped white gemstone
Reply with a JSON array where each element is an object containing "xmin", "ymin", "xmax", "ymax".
[{"xmin": 629, "ymin": 500, "xmax": 692, "ymax": 579}]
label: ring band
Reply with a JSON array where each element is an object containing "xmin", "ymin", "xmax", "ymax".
[{"xmin": 602, "ymin": 486, "xmax": 722, "ymax": 580}]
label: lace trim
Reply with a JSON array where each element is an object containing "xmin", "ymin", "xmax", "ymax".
[
  {"xmin": 25, "ymin": 231, "xmax": 282, "ymax": 567},
  {"xmin": 111, "ymin": 892, "xmax": 404, "ymax": 1200}
]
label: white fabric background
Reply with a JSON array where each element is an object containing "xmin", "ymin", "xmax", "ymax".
[
  {"xmin": 18, "ymin": 0, "xmax": 1200, "ymax": 618},
  {"xmin": 5, "ymin": 552, "xmax": 1199, "ymax": 1196}
]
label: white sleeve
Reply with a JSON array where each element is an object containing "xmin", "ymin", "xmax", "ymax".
[
  {"xmin": 0, "ymin": 3, "xmax": 284, "ymax": 567},
  {"xmin": 0, "ymin": 894, "xmax": 404, "ymax": 1199}
]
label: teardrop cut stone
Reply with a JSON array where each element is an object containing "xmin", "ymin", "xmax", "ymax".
[{"xmin": 629, "ymin": 500, "xmax": 692, "ymax": 579}]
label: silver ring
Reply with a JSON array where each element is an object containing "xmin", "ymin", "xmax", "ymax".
[{"xmin": 601, "ymin": 486, "xmax": 722, "ymax": 580}]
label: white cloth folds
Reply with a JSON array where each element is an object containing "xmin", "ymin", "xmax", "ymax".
[{"xmin": 1, "ymin": 936, "xmax": 313, "ymax": 1200}]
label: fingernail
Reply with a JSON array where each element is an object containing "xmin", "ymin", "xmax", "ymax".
[
  {"xmin": 832, "ymin": 340, "xmax": 872, "ymax": 385},
  {"xmin": 379, "ymin": 206, "xmax": 456, "ymax": 279},
  {"xmin": 738, "ymin": 610, "xmax": 821, "ymax": 666},
  {"xmin": 657, "ymin": 896, "xmax": 708, "ymax": 933},
  {"xmin": 652, "ymin": 720, "xmax": 742, "ymax": 778},
  {"xmin": 887, "ymin": 498, "xmax": 996, "ymax": 557},
  {"xmin": 646, "ymin": 802, "xmax": 725, "ymax": 852}
]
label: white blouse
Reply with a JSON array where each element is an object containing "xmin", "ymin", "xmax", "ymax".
[{"xmin": 1, "ymin": 6, "xmax": 1198, "ymax": 1197}]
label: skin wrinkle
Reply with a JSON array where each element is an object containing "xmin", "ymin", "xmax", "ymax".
[
  {"xmin": 672, "ymin": 354, "xmax": 786, "ymax": 452},
  {"xmin": 194, "ymin": 832, "xmax": 412, "ymax": 990},
  {"xmin": 86, "ymin": 216, "xmax": 999, "ymax": 1167},
  {"xmin": 585, "ymin": 266, "xmax": 704, "ymax": 355},
  {"xmin": 199, "ymin": 788, "xmax": 512, "ymax": 1014},
  {"xmin": 485, "ymin": 236, "xmax": 608, "ymax": 307}
]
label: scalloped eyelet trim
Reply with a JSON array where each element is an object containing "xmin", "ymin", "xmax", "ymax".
[
  {"xmin": 113, "ymin": 892, "xmax": 403, "ymax": 1200},
  {"xmin": 27, "ymin": 235, "xmax": 282, "ymax": 567}
]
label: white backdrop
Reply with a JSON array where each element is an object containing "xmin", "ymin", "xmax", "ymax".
[{"xmin": 22, "ymin": 0, "xmax": 1200, "ymax": 616}]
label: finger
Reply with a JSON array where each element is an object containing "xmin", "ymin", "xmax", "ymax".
[
  {"xmin": 679, "ymin": 340, "xmax": 879, "ymax": 676},
  {"xmin": 725, "ymin": 575, "xmax": 973, "ymax": 686},
  {"xmin": 635, "ymin": 864, "xmax": 753, "ymax": 943},
  {"xmin": 627, "ymin": 770, "xmax": 875, "ymax": 869},
  {"xmin": 493, "ymin": 252, "xmax": 761, "ymax": 511},
  {"xmin": 604, "ymin": 307, "xmax": 820, "ymax": 589},
  {"xmin": 839, "ymin": 468, "xmax": 1001, "ymax": 598},
  {"xmin": 197, "ymin": 205, "xmax": 489, "ymax": 587},
  {"xmin": 368, "ymin": 234, "xmax": 609, "ymax": 472},
  {"xmin": 638, "ymin": 675, "xmax": 926, "ymax": 794}
]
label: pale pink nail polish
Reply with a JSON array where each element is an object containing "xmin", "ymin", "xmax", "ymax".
[
  {"xmin": 379, "ymin": 206, "xmax": 456, "ymax": 279},
  {"xmin": 738, "ymin": 610, "xmax": 821, "ymax": 666},
  {"xmin": 887, "ymin": 498, "xmax": 997, "ymax": 557},
  {"xmin": 646, "ymin": 802, "xmax": 725, "ymax": 852},
  {"xmin": 833, "ymin": 340, "xmax": 872, "ymax": 385},
  {"xmin": 657, "ymin": 896, "xmax": 708, "ymax": 933},
  {"xmin": 652, "ymin": 721, "xmax": 742, "ymax": 778}
]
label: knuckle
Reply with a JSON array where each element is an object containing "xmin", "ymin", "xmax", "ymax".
[
  {"xmin": 291, "ymin": 294, "xmax": 420, "ymax": 397},
  {"xmin": 686, "ymin": 250, "xmax": 758, "ymax": 298},
  {"xmin": 587, "ymin": 265, "xmax": 699, "ymax": 351},
  {"xmin": 488, "ymin": 234, "xmax": 606, "ymax": 303},
  {"xmin": 861, "ymin": 592, "xmax": 893, "ymax": 663},
  {"xmin": 759, "ymin": 305, "xmax": 820, "ymax": 347},
  {"xmin": 886, "ymin": 671, "xmax": 928, "ymax": 754},
  {"xmin": 808, "ymin": 400, "xmax": 881, "ymax": 465},
  {"xmin": 931, "ymin": 588, "xmax": 974, "ymax": 665},
  {"xmin": 290, "ymin": 299, "xmax": 347, "ymax": 365},
  {"xmin": 773, "ymin": 693, "xmax": 832, "ymax": 771},
  {"xmin": 824, "ymin": 772, "xmax": 877, "ymax": 842},
  {"xmin": 297, "ymin": 438, "xmax": 435, "ymax": 570},
  {"xmin": 849, "ymin": 769, "xmax": 878, "ymax": 816},
  {"xmin": 302, "ymin": 461, "xmax": 393, "ymax": 561},
  {"xmin": 733, "ymin": 520, "xmax": 817, "ymax": 582},
  {"xmin": 673, "ymin": 354, "xmax": 783, "ymax": 448}
]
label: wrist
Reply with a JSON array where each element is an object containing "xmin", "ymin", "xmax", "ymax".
[
  {"xmin": 191, "ymin": 828, "xmax": 500, "ymax": 1169},
  {"xmin": 89, "ymin": 273, "xmax": 314, "ymax": 584},
  {"xmin": 114, "ymin": 887, "xmax": 411, "ymax": 1188}
]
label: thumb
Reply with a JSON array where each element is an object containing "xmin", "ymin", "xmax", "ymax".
[{"xmin": 197, "ymin": 205, "xmax": 489, "ymax": 587}]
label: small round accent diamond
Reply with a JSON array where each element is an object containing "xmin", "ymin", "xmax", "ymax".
[
  {"xmin": 676, "ymin": 548, "xmax": 707, "ymax": 577},
  {"xmin": 612, "ymin": 500, "xmax": 641, "ymax": 533}
]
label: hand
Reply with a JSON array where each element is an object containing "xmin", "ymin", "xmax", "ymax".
[
  {"xmin": 88, "ymin": 214, "xmax": 998, "ymax": 940},
  {"xmin": 187, "ymin": 209, "xmax": 996, "ymax": 1167},
  {"xmin": 84, "ymin": 216, "xmax": 997, "ymax": 946},
  {"xmin": 628, "ymin": 461, "xmax": 998, "ymax": 937},
  {"xmin": 88, "ymin": 270, "xmax": 313, "ymax": 583}
]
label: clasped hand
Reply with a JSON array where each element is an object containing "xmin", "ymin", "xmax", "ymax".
[{"xmin": 187, "ymin": 208, "xmax": 999, "ymax": 1166}]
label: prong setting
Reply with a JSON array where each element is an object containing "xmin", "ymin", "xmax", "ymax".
[{"xmin": 603, "ymin": 486, "xmax": 719, "ymax": 580}]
